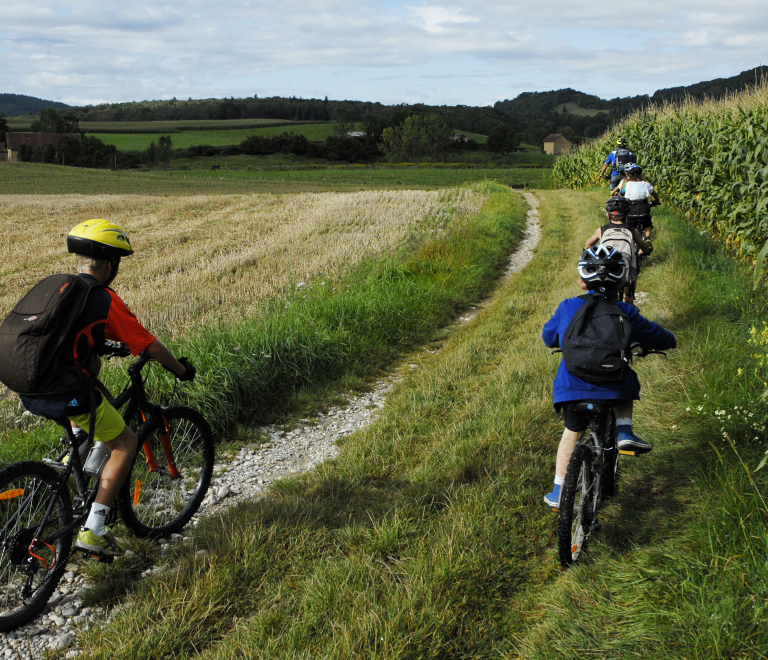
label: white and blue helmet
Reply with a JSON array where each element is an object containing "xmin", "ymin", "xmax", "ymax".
[{"xmin": 577, "ymin": 245, "xmax": 626, "ymax": 294}]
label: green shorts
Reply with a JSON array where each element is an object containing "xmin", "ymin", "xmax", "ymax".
[{"xmin": 68, "ymin": 398, "xmax": 126, "ymax": 443}]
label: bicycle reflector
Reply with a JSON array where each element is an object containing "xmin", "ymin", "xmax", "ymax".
[
  {"xmin": 0, "ymin": 489, "xmax": 24, "ymax": 500},
  {"xmin": 133, "ymin": 480, "xmax": 141, "ymax": 506}
]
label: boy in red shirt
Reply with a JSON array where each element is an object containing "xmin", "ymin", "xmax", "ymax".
[{"xmin": 20, "ymin": 220, "xmax": 195, "ymax": 555}]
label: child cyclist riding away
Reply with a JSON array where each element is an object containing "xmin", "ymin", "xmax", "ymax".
[
  {"xmin": 18, "ymin": 220, "xmax": 196, "ymax": 556},
  {"xmin": 541, "ymin": 246, "xmax": 676, "ymax": 508},
  {"xmin": 611, "ymin": 164, "xmax": 660, "ymax": 241},
  {"xmin": 585, "ymin": 197, "xmax": 652, "ymax": 304},
  {"xmin": 599, "ymin": 137, "xmax": 636, "ymax": 191}
]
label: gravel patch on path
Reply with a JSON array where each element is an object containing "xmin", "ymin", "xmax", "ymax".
[{"xmin": 1, "ymin": 192, "xmax": 541, "ymax": 658}]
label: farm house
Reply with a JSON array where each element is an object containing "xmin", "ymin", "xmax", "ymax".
[
  {"xmin": 4, "ymin": 133, "xmax": 82, "ymax": 162},
  {"xmin": 543, "ymin": 133, "xmax": 573, "ymax": 155}
]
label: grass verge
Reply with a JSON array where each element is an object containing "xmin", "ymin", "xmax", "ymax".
[{"xmin": 74, "ymin": 188, "xmax": 767, "ymax": 659}]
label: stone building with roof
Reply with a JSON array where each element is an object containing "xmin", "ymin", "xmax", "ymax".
[
  {"xmin": 5, "ymin": 133, "xmax": 81, "ymax": 162},
  {"xmin": 543, "ymin": 133, "xmax": 573, "ymax": 155}
]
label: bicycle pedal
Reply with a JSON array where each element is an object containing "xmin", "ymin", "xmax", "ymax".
[
  {"xmin": 82, "ymin": 551, "xmax": 114, "ymax": 564},
  {"xmin": 619, "ymin": 450, "xmax": 638, "ymax": 456},
  {"xmin": 549, "ymin": 507, "xmax": 559, "ymax": 513}
]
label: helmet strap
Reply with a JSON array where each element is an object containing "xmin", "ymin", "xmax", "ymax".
[{"xmin": 104, "ymin": 256, "xmax": 121, "ymax": 287}]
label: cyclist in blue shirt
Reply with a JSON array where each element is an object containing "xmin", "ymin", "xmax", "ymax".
[
  {"xmin": 541, "ymin": 246, "xmax": 676, "ymax": 508},
  {"xmin": 600, "ymin": 137, "xmax": 637, "ymax": 191}
]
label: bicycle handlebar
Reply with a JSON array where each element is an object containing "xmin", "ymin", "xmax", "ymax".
[
  {"xmin": 630, "ymin": 343, "xmax": 667, "ymax": 358},
  {"xmin": 98, "ymin": 341, "xmax": 132, "ymax": 359}
]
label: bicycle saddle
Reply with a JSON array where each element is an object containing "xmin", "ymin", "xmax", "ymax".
[{"xmin": 573, "ymin": 402, "xmax": 610, "ymax": 415}]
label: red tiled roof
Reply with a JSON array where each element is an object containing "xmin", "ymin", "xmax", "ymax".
[{"xmin": 6, "ymin": 133, "xmax": 81, "ymax": 149}]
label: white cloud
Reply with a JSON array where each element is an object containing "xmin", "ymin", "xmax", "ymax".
[{"xmin": 0, "ymin": 0, "xmax": 765, "ymax": 106}]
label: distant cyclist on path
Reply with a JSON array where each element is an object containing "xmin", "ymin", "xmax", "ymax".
[{"xmin": 600, "ymin": 137, "xmax": 636, "ymax": 191}]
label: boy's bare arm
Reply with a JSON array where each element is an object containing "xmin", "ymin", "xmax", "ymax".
[
  {"xmin": 585, "ymin": 227, "xmax": 602, "ymax": 248},
  {"xmin": 145, "ymin": 339, "xmax": 187, "ymax": 377},
  {"xmin": 634, "ymin": 229, "xmax": 651, "ymax": 252}
]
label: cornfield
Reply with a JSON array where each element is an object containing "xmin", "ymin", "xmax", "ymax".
[
  {"xmin": 553, "ymin": 82, "xmax": 768, "ymax": 266},
  {"xmin": 0, "ymin": 189, "xmax": 485, "ymax": 335}
]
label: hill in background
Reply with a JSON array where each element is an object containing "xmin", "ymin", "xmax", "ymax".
[
  {"xmin": 0, "ymin": 93, "xmax": 69, "ymax": 117},
  {"xmin": 495, "ymin": 66, "xmax": 768, "ymax": 117},
  {"xmin": 651, "ymin": 65, "xmax": 768, "ymax": 103}
]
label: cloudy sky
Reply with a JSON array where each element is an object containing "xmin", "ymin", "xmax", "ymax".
[{"xmin": 2, "ymin": 1, "xmax": 767, "ymax": 107}]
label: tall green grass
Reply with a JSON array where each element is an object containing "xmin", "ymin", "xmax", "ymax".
[
  {"xmin": 553, "ymin": 83, "xmax": 768, "ymax": 267},
  {"xmin": 75, "ymin": 189, "xmax": 768, "ymax": 659}
]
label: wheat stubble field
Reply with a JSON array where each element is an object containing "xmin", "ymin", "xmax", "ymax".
[{"xmin": 1, "ymin": 188, "xmax": 484, "ymax": 335}]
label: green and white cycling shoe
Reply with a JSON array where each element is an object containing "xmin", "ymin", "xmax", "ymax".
[{"xmin": 74, "ymin": 528, "xmax": 125, "ymax": 556}]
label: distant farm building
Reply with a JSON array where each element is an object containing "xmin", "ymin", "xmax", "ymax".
[
  {"xmin": 5, "ymin": 133, "xmax": 82, "ymax": 162},
  {"xmin": 543, "ymin": 134, "xmax": 573, "ymax": 155}
]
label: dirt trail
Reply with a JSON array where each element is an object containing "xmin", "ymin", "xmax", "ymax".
[{"xmin": 5, "ymin": 191, "xmax": 542, "ymax": 658}]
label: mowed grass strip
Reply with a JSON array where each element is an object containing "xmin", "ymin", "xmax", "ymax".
[{"xmin": 77, "ymin": 188, "xmax": 768, "ymax": 659}]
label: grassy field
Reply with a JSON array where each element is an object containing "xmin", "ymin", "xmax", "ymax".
[
  {"xmin": 97, "ymin": 123, "xmax": 345, "ymax": 151},
  {"xmin": 68, "ymin": 188, "xmax": 767, "ymax": 659},
  {"xmin": 0, "ymin": 161, "xmax": 553, "ymax": 194},
  {"xmin": 552, "ymin": 102, "xmax": 607, "ymax": 117},
  {"xmin": 5, "ymin": 118, "xmax": 307, "ymax": 132}
]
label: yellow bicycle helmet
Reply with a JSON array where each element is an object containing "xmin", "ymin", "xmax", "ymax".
[{"xmin": 67, "ymin": 220, "xmax": 134, "ymax": 258}]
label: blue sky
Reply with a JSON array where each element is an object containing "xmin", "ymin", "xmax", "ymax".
[{"xmin": 1, "ymin": 1, "xmax": 767, "ymax": 107}]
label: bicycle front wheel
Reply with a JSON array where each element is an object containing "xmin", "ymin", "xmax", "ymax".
[
  {"xmin": 557, "ymin": 444, "xmax": 595, "ymax": 568},
  {"xmin": 0, "ymin": 462, "xmax": 72, "ymax": 632},
  {"xmin": 119, "ymin": 406, "xmax": 214, "ymax": 538}
]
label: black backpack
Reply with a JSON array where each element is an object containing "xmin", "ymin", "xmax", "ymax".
[
  {"xmin": 561, "ymin": 295, "xmax": 632, "ymax": 383},
  {"xmin": 615, "ymin": 148, "xmax": 633, "ymax": 173},
  {"xmin": 0, "ymin": 274, "xmax": 102, "ymax": 396}
]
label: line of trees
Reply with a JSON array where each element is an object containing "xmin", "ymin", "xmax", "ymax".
[{"xmin": 63, "ymin": 95, "xmax": 610, "ymax": 145}]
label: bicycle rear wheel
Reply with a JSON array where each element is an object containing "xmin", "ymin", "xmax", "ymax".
[
  {"xmin": 119, "ymin": 406, "xmax": 214, "ymax": 538},
  {"xmin": 0, "ymin": 462, "xmax": 72, "ymax": 631},
  {"xmin": 557, "ymin": 444, "xmax": 595, "ymax": 568}
]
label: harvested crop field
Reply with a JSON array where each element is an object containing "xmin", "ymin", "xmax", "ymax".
[{"xmin": 1, "ymin": 189, "xmax": 485, "ymax": 335}]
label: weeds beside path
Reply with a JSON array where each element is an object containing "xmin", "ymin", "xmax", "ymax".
[{"xmin": 76, "ymin": 189, "xmax": 767, "ymax": 659}]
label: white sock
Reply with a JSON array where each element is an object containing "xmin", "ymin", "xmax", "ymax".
[
  {"xmin": 615, "ymin": 417, "xmax": 632, "ymax": 427},
  {"xmin": 85, "ymin": 504, "xmax": 110, "ymax": 536},
  {"xmin": 71, "ymin": 425, "xmax": 83, "ymax": 433},
  {"xmin": 554, "ymin": 475, "xmax": 564, "ymax": 487}
]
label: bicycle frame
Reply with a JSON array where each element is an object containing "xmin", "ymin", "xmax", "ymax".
[
  {"xmin": 10, "ymin": 350, "xmax": 176, "ymax": 565},
  {"xmin": 575, "ymin": 405, "xmax": 611, "ymax": 534}
]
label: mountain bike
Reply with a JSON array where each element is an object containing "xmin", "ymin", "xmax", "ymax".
[
  {"xmin": 554, "ymin": 344, "xmax": 665, "ymax": 568},
  {"xmin": 0, "ymin": 343, "xmax": 214, "ymax": 631}
]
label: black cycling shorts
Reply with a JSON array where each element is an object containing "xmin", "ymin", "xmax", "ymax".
[
  {"xmin": 629, "ymin": 214, "xmax": 654, "ymax": 231},
  {"xmin": 558, "ymin": 400, "xmax": 615, "ymax": 432}
]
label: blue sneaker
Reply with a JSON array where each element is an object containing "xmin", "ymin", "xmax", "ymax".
[
  {"xmin": 544, "ymin": 484, "xmax": 562, "ymax": 508},
  {"xmin": 616, "ymin": 425, "xmax": 652, "ymax": 453}
]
